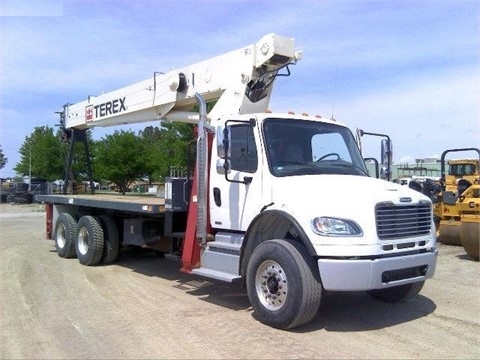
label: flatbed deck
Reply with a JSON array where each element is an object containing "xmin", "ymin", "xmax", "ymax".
[{"xmin": 36, "ymin": 193, "xmax": 166, "ymax": 214}]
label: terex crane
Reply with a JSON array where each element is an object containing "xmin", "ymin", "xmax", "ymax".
[{"xmin": 37, "ymin": 34, "xmax": 437, "ymax": 330}]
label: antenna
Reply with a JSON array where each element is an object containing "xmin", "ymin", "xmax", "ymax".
[{"xmin": 331, "ymin": 68, "xmax": 338, "ymax": 120}]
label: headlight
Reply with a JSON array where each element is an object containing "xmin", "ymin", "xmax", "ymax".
[{"xmin": 311, "ymin": 217, "xmax": 362, "ymax": 236}]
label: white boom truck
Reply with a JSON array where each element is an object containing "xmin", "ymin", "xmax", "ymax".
[{"xmin": 37, "ymin": 34, "xmax": 437, "ymax": 329}]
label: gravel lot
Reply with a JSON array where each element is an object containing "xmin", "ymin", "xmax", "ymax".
[{"xmin": 1, "ymin": 203, "xmax": 479, "ymax": 359}]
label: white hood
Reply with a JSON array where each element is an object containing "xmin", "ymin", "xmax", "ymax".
[{"xmin": 269, "ymin": 174, "xmax": 432, "ymax": 246}]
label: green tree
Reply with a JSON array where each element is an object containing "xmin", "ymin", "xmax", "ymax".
[
  {"xmin": 138, "ymin": 123, "xmax": 195, "ymax": 182},
  {"xmin": 157, "ymin": 122, "xmax": 195, "ymax": 178},
  {"xmin": 0, "ymin": 145, "xmax": 7, "ymax": 170},
  {"xmin": 138, "ymin": 126, "xmax": 164, "ymax": 183},
  {"xmin": 14, "ymin": 126, "xmax": 64, "ymax": 181},
  {"xmin": 94, "ymin": 130, "xmax": 149, "ymax": 194}
]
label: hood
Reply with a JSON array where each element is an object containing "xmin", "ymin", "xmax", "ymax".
[
  {"xmin": 269, "ymin": 174, "xmax": 432, "ymax": 246},
  {"xmin": 271, "ymin": 174, "xmax": 429, "ymax": 213}
]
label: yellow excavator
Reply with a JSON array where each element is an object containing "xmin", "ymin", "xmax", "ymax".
[{"xmin": 434, "ymin": 148, "xmax": 480, "ymax": 260}]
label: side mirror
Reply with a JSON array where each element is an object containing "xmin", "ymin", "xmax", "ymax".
[
  {"xmin": 216, "ymin": 159, "xmax": 228, "ymax": 175},
  {"xmin": 380, "ymin": 166, "xmax": 390, "ymax": 180},
  {"xmin": 380, "ymin": 138, "xmax": 392, "ymax": 166},
  {"xmin": 216, "ymin": 126, "xmax": 225, "ymax": 158},
  {"xmin": 223, "ymin": 126, "xmax": 230, "ymax": 158},
  {"xmin": 380, "ymin": 138, "xmax": 392, "ymax": 181},
  {"xmin": 216, "ymin": 126, "xmax": 231, "ymax": 175}
]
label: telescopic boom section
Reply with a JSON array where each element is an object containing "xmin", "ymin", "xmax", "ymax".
[{"xmin": 62, "ymin": 34, "xmax": 301, "ymax": 130}]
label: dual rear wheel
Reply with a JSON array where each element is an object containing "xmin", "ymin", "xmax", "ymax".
[{"xmin": 53, "ymin": 213, "xmax": 120, "ymax": 266}]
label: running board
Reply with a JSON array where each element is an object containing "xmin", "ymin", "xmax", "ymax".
[
  {"xmin": 191, "ymin": 268, "xmax": 241, "ymax": 282},
  {"xmin": 192, "ymin": 232, "xmax": 244, "ymax": 283}
]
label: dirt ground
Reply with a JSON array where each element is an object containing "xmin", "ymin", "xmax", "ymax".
[{"xmin": 0, "ymin": 203, "xmax": 479, "ymax": 359}]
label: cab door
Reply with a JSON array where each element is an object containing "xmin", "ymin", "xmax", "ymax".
[{"xmin": 209, "ymin": 120, "xmax": 264, "ymax": 231}]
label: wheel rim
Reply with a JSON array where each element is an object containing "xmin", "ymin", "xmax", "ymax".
[
  {"xmin": 77, "ymin": 226, "xmax": 89, "ymax": 255},
  {"xmin": 255, "ymin": 260, "xmax": 288, "ymax": 310},
  {"xmin": 56, "ymin": 223, "xmax": 66, "ymax": 249}
]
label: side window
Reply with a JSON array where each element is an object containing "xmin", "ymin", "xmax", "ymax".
[{"xmin": 230, "ymin": 124, "xmax": 258, "ymax": 173}]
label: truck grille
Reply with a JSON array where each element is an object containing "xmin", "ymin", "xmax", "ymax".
[{"xmin": 375, "ymin": 202, "xmax": 431, "ymax": 240}]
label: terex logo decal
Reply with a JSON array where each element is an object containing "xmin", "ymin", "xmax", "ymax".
[
  {"xmin": 85, "ymin": 97, "xmax": 127, "ymax": 122},
  {"xmin": 85, "ymin": 105, "xmax": 93, "ymax": 122}
]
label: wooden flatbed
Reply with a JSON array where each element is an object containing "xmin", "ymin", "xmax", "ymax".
[{"xmin": 36, "ymin": 193, "xmax": 166, "ymax": 214}]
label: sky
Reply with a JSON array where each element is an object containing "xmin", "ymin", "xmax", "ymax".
[{"xmin": 0, "ymin": 0, "xmax": 479, "ymax": 178}]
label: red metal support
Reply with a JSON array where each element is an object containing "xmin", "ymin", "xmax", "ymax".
[
  {"xmin": 180, "ymin": 132, "xmax": 213, "ymax": 273},
  {"xmin": 45, "ymin": 203, "xmax": 53, "ymax": 240}
]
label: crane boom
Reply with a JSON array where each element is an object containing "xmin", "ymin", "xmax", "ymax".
[{"xmin": 63, "ymin": 33, "xmax": 301, "ymax": 130}]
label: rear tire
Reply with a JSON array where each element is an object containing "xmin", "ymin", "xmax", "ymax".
[
  {"xmin": 246, "ymin": 239, "xmax": 321, "ymax": 329},
  {"xmin": 98, "ymin": 215, "xmax": 120, "ymax": 264},
  {"xmin": 76, "ymin": 215, "xmax": 104, "ymax": 266},
  {"xmin": 54, "ymin": 213, "xmax": 77, "ymax": 258},
  {"xmin": 367, "ymin": 281, "xmax": 425, "ymax": 303}
]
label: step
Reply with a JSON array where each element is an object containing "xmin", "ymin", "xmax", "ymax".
[
  {"xmin": 207, "ymin": 240, "xmax": 241, "ymax": 253},
  {"xmin": 191, "ymin": 267, "xmax": 241, "ymax": 283}
]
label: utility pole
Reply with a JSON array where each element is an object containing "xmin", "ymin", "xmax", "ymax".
[{"xmin": 28, "ymin": 147, "xmax": 32, "ymax": 192}]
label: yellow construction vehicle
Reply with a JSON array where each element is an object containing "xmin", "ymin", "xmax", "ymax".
[
  {"xmin": 456, "ymin": 183, "xmax": 480, "ymax": 260},
  {"xmin": 435, "ymin": 148, "xmax": 480, "ymax": 254}
]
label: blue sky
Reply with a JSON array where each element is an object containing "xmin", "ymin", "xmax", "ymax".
[{"xmin": 1, "ymin": 0, "xmax": 479, "ymax": 178}]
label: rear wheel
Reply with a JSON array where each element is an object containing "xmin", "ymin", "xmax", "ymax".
[
  {"xmin": 367, "ymin": 281, "xmax": 425, "ymax": 303},
  {"xmin": 246, "ymin": 239, "xmax": 321, "ymax": 329},
  {"xmin": 98, "ymin": 215, "xmax": 120, "ymax": 264},
  {"xmin": 54, "ymin": 213, "xmax": 77, "ymax": 258},
  {"xmin": 76, "ymin": 215, "xmax": 104, "ymax": 266}
]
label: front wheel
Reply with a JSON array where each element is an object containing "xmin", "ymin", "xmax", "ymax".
[
  {"xmin": 367, "ymin": 281, "xmax": 425, "ymax": 303},
  {"xmin": 246, "ymin": 239, "xmax": 322, "ymax": 329}
]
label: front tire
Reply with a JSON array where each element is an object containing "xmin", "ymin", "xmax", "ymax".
[
  {"xmin": 54, "ymin": 213, "xmax": 77, "ymax": 258},
  {"xmin": 76, "ymin": 216, "xmax": 104, "ymax": 266},
  {"xmin": 246, "ymin": 239, "xmax": 321, "ymax": 329},
  {"xmin": 367, "ymin": 281, "xmax": 425, "ymax": 303}
]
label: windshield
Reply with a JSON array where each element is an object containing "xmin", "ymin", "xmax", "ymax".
[
  {"xmin": 448, "ymin": 163, "xmax": 477, "ymax": 176},
  {"xmin": 263, "ymin": 118, "xmax": 368, "ymax": 177}
]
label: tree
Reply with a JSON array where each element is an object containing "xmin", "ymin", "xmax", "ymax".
[
  {"xmin": 138, "ymin": 126, "xmax": 164, "ymax": 183},
  {"xmin": 14, "ymin": 126, "xmax": 64, "ymax": 181},
  {"xmin": 157, "ymin": 122, "xmax": 195, "ymax": 178},
  {"xmin": 138, "ymin": 123, "xmax": 195, "ymax": 182},
  {"xmin": 94, "ymin": 130, "xmax": 149, "ymax": 194},
  {"xmin": 0, "ymin": 145, "xmax": 7, "ymax": 170}
]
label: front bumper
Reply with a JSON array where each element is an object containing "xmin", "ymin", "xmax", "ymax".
[{"xmin": 318, "ymin": 250, "xmax": 438, "ymax": 291}]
